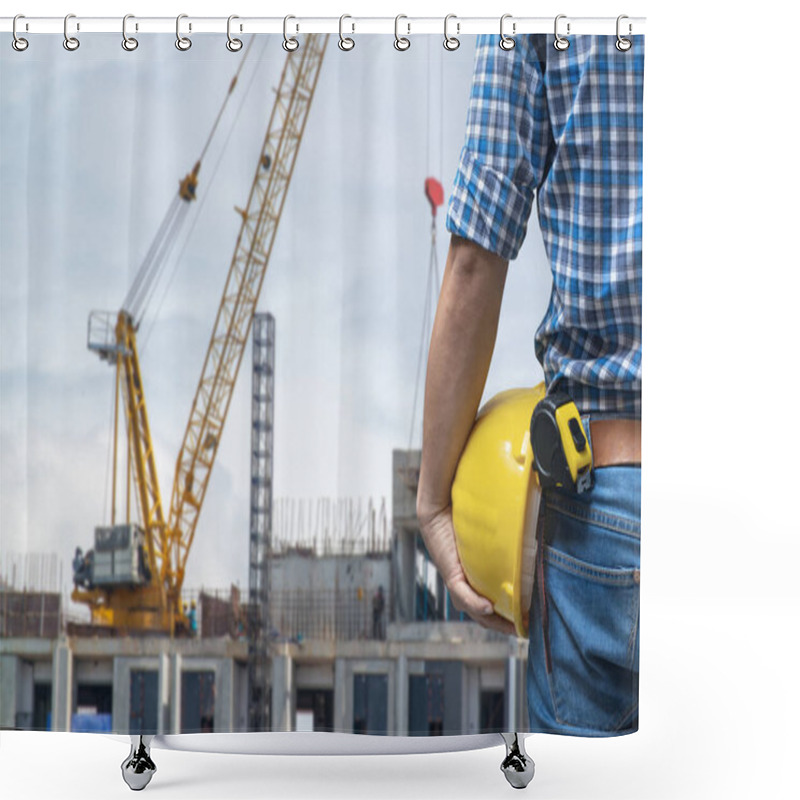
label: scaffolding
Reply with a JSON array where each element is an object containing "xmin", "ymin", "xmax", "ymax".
[
  {"xmin": 0, "ymin": 553, "xmax": 63, "ymax": 638},
  {"xmin": 247, "ymin": 312, "xmax": 274, "ymax": 731},
  {"xmin": 271, "ymin": 497, "xmax": 391, "ymax": 556},
  {"xmin": 269, "ymin": 588, "xmax": 387, "ymax": 642}
]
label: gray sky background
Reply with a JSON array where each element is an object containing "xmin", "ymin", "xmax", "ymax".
[{"xmin": 0, "ymin": 34, "xmax": 553, "ymax": 606}]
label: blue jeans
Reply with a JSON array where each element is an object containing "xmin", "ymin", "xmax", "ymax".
[{"xmin": 527, "ymin": 464, "xmax": 641, "ymax": 736}]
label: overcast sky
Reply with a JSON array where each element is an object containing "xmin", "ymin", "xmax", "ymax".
[{"xmin": 0, "ymin": 33, "xmax": 553, "ymax": 605}]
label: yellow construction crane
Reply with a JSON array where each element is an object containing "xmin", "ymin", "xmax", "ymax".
[{"xmin": 72, "ymin": 34, "xmax": 329, "ymax": 635}]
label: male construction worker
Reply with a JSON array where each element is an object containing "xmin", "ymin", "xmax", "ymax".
[{"xmin": 416, "ymin": 33, "xmax": 643, "ymax": 735}]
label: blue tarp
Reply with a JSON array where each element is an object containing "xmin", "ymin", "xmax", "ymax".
[{"xmin": 71, "ymin": 713, "xmax": 113, "ymax": 733}]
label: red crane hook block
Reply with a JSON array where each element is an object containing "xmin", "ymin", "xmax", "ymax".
[{"xmin": 424, "ymin": 177, "xmax": 444, "ymax": 217}]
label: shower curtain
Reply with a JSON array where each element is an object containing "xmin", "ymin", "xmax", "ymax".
[{"xmin": 0, "ymin": 23, "xmax": 643, "ymax": 746}]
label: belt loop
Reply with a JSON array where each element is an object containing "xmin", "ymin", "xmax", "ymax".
[{"xmin": 582, "ymin": 413, "xmax": 594, "ymax": 471}]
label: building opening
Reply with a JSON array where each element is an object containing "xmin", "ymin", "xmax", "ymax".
[
  {"xmin": 408, "ymin": 673, "xmax": 444, "ymax": 736},
  {"xmin": 33, "ymin": 683, "xmax": 52, "ymax": 730},
  {"xmin": 296, "ymin": 688, "xmax": 333, "ymax": 732},
  {"xmin": 480, "ymin": 689, "xmax": 505, "ymax": 733},
  {"xmin": 130, "ymin": 670, "xmax": 159, "ymax": 735},
  {"xmin": 353, "ymin": 673, "xmax": 387, "ymax": 735},
  {"xmin": 181, "ymin": 670, "xmax": 215, "ymax": 733}
]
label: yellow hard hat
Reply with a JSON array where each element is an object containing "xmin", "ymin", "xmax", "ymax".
[{"xmin": 451, "ymin": 384, "xmax": 546, "ymax": 638}]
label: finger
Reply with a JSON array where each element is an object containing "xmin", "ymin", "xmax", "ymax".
[
  {"xmin": 476, "ymin": 613, "xmax": 517, "ymax": 637},
  {"xmin": 448, "ymin": 576, "xmax": 495, "ymax": 618},
  {"xmin": 448, "ymin": 578, "xmax": 518, "ymax": 635}
]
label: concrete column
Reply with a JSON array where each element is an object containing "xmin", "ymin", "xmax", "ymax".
[
  {"xmin": 112, "ymin": 657, "xmax": 127, "ymax": 733},
  {"xmin": 51, "ymin": 639, "xmax": 72, "ymax": 731},
  {"xmin": 270, "ymin": 648, "xmax": 293, "ymax": 732},
  {"xmin": 395, "ymin": 528, "xmax": 416, "ymax": 622},
  {"xmin": 395, "ymin": 654, "xmax": 408, "ymax": 736},
  {"xmin": 0, "ymin": 655, "xmax": 18, "ymax": 728},
  {"xmin": 333, "ymin": 657, "xmax": 347, "ymax": 733},
  {"xmin": 158, "ymin": 650, "xmax": 170, "ymax": 735},
  {"xmin": 506, "ymin": 655, "xmax": 517, "ymax": 731},
  {"xmin": 386, "ymin": 661, "xmax": 396, "ymax": 735},
  {"xmin": 170, "ymin": 653, "xmax": 182, "ymax": 733},
  {"xmin": 233, "ymin": 661, "xmax": 249, "ymax": 733},
  {"xmin": 218, "ymin": 659, "xmax": 234, "ymax": 733},
  {"xmin": 465, "ymin": 665, "xmax": 481, "ymax": 735}
]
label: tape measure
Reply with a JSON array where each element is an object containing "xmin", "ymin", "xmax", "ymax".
[{"xmin": 530, "ymin": 393, "xmax": 593, "ymax": 493}]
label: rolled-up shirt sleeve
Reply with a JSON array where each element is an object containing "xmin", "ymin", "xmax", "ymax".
[{"xmin": 447, "ymin": 35, "xmax": 551, "ymax": 261}]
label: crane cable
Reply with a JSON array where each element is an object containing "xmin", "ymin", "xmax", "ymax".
[
  {"xmin": 121, "ymin": 36, "xmax": 258, "ymax": 326},
  {"xmin": 139, "ymin": 34, "xmax": 271, "ymax": 354},
  {"xmin": 123, "ymin": 195, "xmax": 187, "ymax": 321},
  {"xmin": 406, "ymin": 215, "xmax": 441, "ymax": 458},
  {"xmin": 407, "ymin": 38, "xmax": 445, "ymax": 457}
]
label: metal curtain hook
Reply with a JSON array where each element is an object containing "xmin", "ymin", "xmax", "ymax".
[
  {"xmin": 63, "ymin": 13, "xmax": 80, "ymax": 51},
  {"xmin": 122, "ymin": 14, "xmax": 138, "ymax": 51},
  {"xmin": 338, "ymin": 14, "xmax": 355, "ymax": 51},
  {"xmin": 499, "ymin": 14, "xmax": 515, "ymax": 50},
  {"xmin": 616, "ymin": 15, "xmax": 632, "ymax": 51},
  {"xmin": 443, "ymin": 14, "xmax": 460, "ymax": 51},
  {"xmin": 283, "ymin": 15, "xmax": 299, "ymax": 52},
  {"xmin": 226, "ymin": 15, "xmax": 243, "ymax": 52},
  {"xmin": 176, "ymin": 14, "xmax": 192, "ymax": 51},
  {"xmin": 394, "ymin": 15, "xmax": 410, "ymax": 51},
  {"xmin": 554, "ymin": 14, "xmax": 570, "ymax": 51},
  {"xmin": 12, "ymin": 14, "xmax": 29, "ymax": 51}
]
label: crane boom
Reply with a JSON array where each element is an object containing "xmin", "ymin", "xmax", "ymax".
[
  {"xmin": 166, "ymin": 35, "xmax": 328, "ymax": 602},
  {"xmin": 75, "ymin": 35, "xmax": 329, "ymax": 633}
]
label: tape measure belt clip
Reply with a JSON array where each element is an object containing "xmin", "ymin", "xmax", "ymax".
[{"xmin": 530, "ymin": 392, "xmax": 593, "ymax": 494}]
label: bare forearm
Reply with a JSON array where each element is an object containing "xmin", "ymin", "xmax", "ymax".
[
  {"xmin": 417, "ymin": 236, "xmax": 509, "ymax": 523},
  {"xmin": 412, "ymin": 236, "xmax": 514, "ymax": 635}
]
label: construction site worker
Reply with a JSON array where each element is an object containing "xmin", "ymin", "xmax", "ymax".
[
  {"xmin": 188, "ymin": 600, "xmax": 197, "ymax": 637},
  {"xmin": 417, "ymin": 33, "xmax": 643, "ymax": 735},
  {"xmin": 372, "ymin": 585, "xmax": 386, "ymax": 640}
]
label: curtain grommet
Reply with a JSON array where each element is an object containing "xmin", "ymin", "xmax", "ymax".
[
  {"xmin": 12, "ymin": 14, "xmax": 29, "ymax": 51},
  {"xmin": 226, "ymin": 15, "xmax": 243, "ymax": 52},
  {"xmin": 443, "ymin": 14, "xmax": 460, "ymax": 51},
  {"xmin": 394, "ymin": 15, "xmax": 410, "ymax": 51},
  {"xmin": 63, "ymin": 13, "xmax": 80, "ymax": 51},
  {"xmin": 283, "ymin": 15, "xmax": 299, "ymax": 52},
  {"xmin": 176, "ymin": 14, "xmax": 192, "ymax": 51},
  {"xmin": 338, "ymin": 14, "xmax": 355, "ymax": 51},
  {"xmin": 499, "ymin": 14, "xmax": 515, "ymax": 50},
  {"xmin": 122, "ymin": 14, "xmax": 138, "ymax": 52},
  {"xmin": 616, "ymin": 15, "xmax": 632, "ymax": 51},
  {"xmin": 554, "ymin": 14, "xmax": 570, "ymax": 51}
]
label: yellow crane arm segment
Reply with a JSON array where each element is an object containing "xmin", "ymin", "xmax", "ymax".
[
  {"xmin": 164, "ymin": 35, "xmax": 329, "ymax": 603},
  {"xmin": 115, "ymin": 311, "xmax": 168, "ymax": 592},
  {"xmin": 77, "ymin": 307, "xmax": 171, "ymax": 629}
]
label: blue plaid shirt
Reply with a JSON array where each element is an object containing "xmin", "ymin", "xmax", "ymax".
[{"xmin": 447, "ymin": 34, "xmax": 644, "ymax": 417}]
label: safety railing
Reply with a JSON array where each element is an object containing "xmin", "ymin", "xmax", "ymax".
[
  {"xmin": 0, "ymin": 590, "xmax": 62, "ymax": 638},
  {"xmin": 269, "ymin": 588, "xmax": 388, "ymax": 642}
]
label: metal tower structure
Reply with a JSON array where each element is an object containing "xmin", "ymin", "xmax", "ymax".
[{"xmin": 248, "ymin": 312, "xmax": 275, "ymax": 732}]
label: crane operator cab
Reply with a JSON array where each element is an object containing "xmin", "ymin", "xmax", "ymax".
[{"xmin": 72, "ymin": 524, "xmax": 151, "ymax": 589}]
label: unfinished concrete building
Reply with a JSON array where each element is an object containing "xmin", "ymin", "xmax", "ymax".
[{"xmin": 0, "ymin": 450, "xmax": 527, "ymax": 736}]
